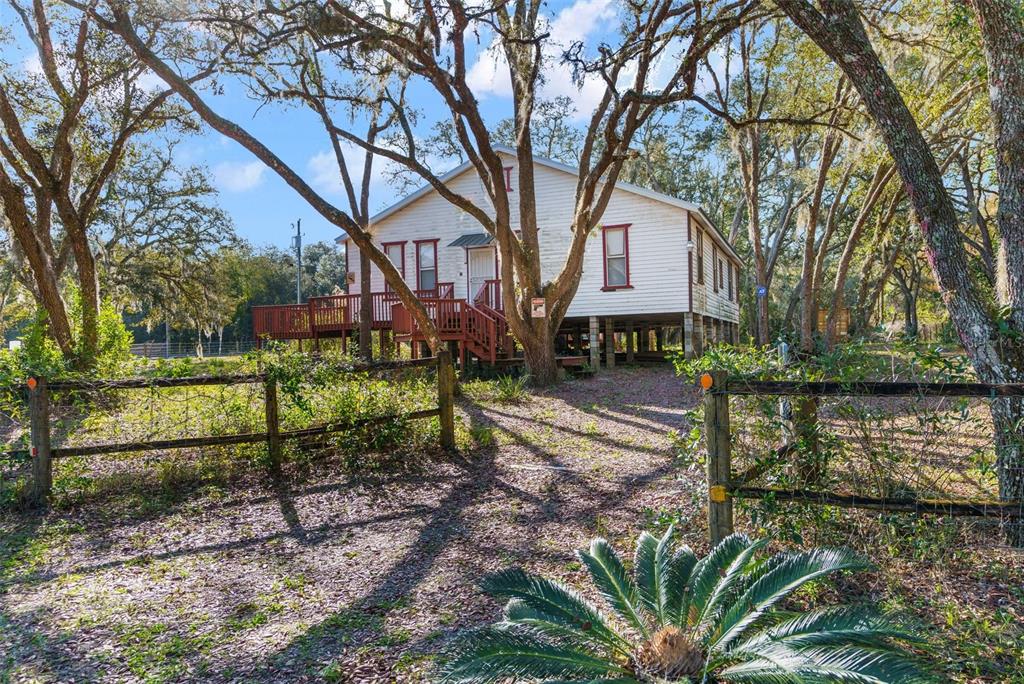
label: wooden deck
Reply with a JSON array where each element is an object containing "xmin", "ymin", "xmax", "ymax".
[{"xmin": 253, "ymin": 282, "xmax": 513, "ymax": 365}]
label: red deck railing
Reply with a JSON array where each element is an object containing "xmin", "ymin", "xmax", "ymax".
[
  {"xmin": 474, "ymin": 279, "xmax": 502, "ymax": 311},
  {"xmin": 254, "ymin": 282, "xmax": 508, "ymax": 364},
  {"xmin": 254, "ymin": 283, "xmax": 455, "ymax": 341}
]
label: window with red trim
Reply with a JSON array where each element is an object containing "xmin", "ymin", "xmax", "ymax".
[
  {"xmin": 712, "ymin": 245, "xmax": 719, "ymax": 292},
  {"xmin": 382, "ymin": 241, "xmax": 405, "ymax": 291},
  {"xmin": 695, "ymin": 229, "xmax": 705, "ymax": 284},
  {"xmin": 503, "ymin": 166, "xmax": 513, "ymax": 192},
  {"xmin": 602, "ymin": 224, "xmax": 631, "ymax": 290},
  {"xmin": 415, "ymin": 239, "xmax": 438, "ymax": 291}
]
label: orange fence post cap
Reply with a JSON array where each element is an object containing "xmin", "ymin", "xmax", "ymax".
[
  {"xmin": 26, "ymin": 377, "xmax": 37, "ymax": 390},
  {"xmin": 699, "ymin": 373, "xmax": 713, "ymax": 390}
]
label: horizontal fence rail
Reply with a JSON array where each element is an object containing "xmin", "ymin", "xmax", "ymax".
[
  {"xmin": 699, "ymin": 371, "xmax": 1024, "ymax": 546},
  {"xmin": 2, "ymin": 354, "xmax": 457, "ymax": 508},
  {"xmin": 722, "ymin": 378, "xmax": 1024, "ymax": 397}
]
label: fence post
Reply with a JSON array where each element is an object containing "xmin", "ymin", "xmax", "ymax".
[
  {"xmin": 264, "ymin": 375, "xmax": 282, "ymax": 473},
  {"xmin": 27, "ymin": 377, "xmax": 52, "ymax": 508},
  {"xmin": 437, "ymin": 350, "xmax": 456, "ymax": 450},
  {"xmin": 702, "ymin": 371, "xmax": 734, "ymax": 545}
]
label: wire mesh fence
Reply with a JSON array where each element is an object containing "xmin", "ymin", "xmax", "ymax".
[
  {"xmin": 708, "ymin": 379, "xmax": 1024, "ymax": 550},
  {"xmin": 0, "ymin": 355, "xmax": 454, "ymax": 508}
]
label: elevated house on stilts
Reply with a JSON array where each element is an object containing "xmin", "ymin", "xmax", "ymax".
[{"xmin": 253, "ymin": 147, "xmax": 742, "ymax": 368}]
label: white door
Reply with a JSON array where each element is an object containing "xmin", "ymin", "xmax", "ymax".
[{"xmin": 468, "ymin": 248, "xmax": 496, "ymax": 300}]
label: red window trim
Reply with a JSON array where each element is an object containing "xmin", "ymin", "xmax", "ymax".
[
  {"xmin": 695, "ymin": 229, "xmax": 705, "ymax": 284},
  {"xmin": 413, "ymin": 238, "xmax": 439, "ymax": 291},
  {"xmin": 342, "ymin": 239, "xmax": 350, "ymax": 290},
  {"xmin": 601, "ymin": 223, "xmax": 632, "ymax": 291},
  {"xmin": 503, "ymin": 166, "xmax": 513, "ymax": 192},
  {"xmin": 712, "ymin": 244, "xmax": 719, "ymax": 293},
  {"xmin": 381, "ymin": 240, "xmax": 406, "ymax": 290}
]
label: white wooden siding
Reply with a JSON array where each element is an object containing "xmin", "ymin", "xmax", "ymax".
[{"xmin": 347, "ymin": 154, "xmax": 739, "ymax": 323}]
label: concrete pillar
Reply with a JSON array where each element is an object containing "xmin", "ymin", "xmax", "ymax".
[
  {"xmin": 589, "ymin": 316, "xmax": 601, "ymax": 370},
  {"xmin": 625, "ymin": 321, "xmax": 635, "ymax": 364},
  {"xmin": 686, "ymin": 313, "xmax": 704, "ymax": 358},
  {"xmin": 683, "ymin": 314, "xmax": 694, "ymax": 359},
  {"xmin": 605, "ymin": 317, "xmax": 616, "ymax": 368}
]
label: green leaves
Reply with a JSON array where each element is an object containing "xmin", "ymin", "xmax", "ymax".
[
  {"xmin": 634, "ymin": 525, "xmax": 675, "ymax": 624},
  {"xmin": 480, "ymin": 568, "xmax": 627, "ymax": 653},
  {"xmin": 439, "ymin": 626, "xmax": 629, "ymax": 683},
  {"xmin": 578, "ymin": 538, "xmax": 650, "ymax": 639},
  {"xmin": 711, "ymin": 547, "xmax": 868, "ymax": 650},
  {"xmin": 442, "ymin": 531, "xmax": 934, "ymax": 684}
]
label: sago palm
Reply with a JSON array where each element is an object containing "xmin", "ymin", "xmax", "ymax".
[{"xmin": 440, "ymin": 529, "xmax": 933, "ymax": 683}]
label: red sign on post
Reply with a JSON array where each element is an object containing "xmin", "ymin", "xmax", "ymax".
[{"xmin": 530, "ymin": 298, "xmax": 546, "ymax": 318}]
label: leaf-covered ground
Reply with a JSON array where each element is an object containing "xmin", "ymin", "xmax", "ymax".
[{"xmin": 1, "ymin": 366, "xmax": 1021, "ymax": 682}]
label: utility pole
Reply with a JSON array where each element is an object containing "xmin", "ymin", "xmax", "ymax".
[{"xmin": 291, "ymin": 219, "xmax": 302, "ymax": 303}]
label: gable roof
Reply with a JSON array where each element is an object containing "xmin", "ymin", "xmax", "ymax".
[{"xmin": 341, "ymin": 145, "xmax": 740, "ymax": 263}]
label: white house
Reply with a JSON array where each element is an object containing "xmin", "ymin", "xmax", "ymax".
[{"xmin": 337, "ymin": 148, "xmax": 741, "ymax": 362}]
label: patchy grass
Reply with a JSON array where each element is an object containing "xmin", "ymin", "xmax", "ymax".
[{"xmin": 0, "ymin": 366, "xmax": 1019, "ymax": 682}]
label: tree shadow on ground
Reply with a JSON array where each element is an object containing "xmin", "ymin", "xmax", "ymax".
[{"xmin": 251, "ymin": 392, "xmax": 682, "ymax": 680}]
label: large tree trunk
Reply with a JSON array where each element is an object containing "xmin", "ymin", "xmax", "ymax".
[
  {"xmin": 521, "ymin": 323, "xmax": 559, "ymax": 386},
  {"xmin": 0, "ymin": 179, "xmax": 75, "ymax": 357},
  {"xmin": 992, "ymin": 399, "xmax": 1024, "ymax": 546},
  {"xmin": 69, "ymin": 230, "xmax": 101, "ymax": 366},
  {"xmin": 780, "ymin": 0, "xmax": 1024, "ymax": 544}
]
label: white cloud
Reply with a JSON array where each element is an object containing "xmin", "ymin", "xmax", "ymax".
[
  {"xmin": 213, "ymin": 160, "xmax": 266, "ymax": 192},
  {"xmin": 465, "ymin": 0, "xmax": 619, "ymax": 121},
  {"xmin": 137, "ymin": 70, "xmax": 168, "ymax": 93},
  {"xmin": 21, "ymin": 54, "xmax": 43, "ymax": 76},
  {"xmin": 307, "ymin": 144, "xmax": 392, "ymax": 201}
]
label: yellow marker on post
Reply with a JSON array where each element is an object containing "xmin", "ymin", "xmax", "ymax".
[{"xmin": 709, "ymin": 485, "xmax": 728, "ymax": 503}]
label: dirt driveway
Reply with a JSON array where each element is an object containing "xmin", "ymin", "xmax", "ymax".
[{"xmin": 1, "ymin": 366, "xmax": 701, "ymax": 682}]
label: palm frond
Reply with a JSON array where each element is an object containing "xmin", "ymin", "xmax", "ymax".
[
  {"xmin": 440, "ymin": 625, "xmax": 630, "ymax": 684},
  {"xmin": 710, "ymin": 548, "xmax": 868, "ymax": 650},
  {"xmin": 664, "ymin": 544, "xmax": 699, "ymax": 628},
  {"xmin": 480, "ymin": 568, "xmax": 627, "ymax": 652},
  {"xmin": 683, "ymin": 533, "xmax": 756, "ymax": 627},
  {"xmin": 735, "ymin": 606, "xmax": 924, "ymax": 651},
  {"xmin": 634, "ymin": 525, "xmax": 676, "ymax": 625},
  {"xmin": 718, "ymin": 643, "xmax": 935, "ymax": 683},
  {"xmin": 578, "ymin": 538, "xmax": 650, "ymax": 638},
  {"xmin": 695, "ymin": 538, "xmax": 769, "ymax": 628}
]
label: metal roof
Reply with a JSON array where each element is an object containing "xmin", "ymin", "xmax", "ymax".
[{"xmin": 448, "ymin": 233, "xmax": 495, "ymax": 248}]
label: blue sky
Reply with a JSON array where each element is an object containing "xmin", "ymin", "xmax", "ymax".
[
  {"xmin": 2, "ymin": 0, "xmax": 706, "ymax": 251},
  {"xmin": 165, "ymin": 0, "xmax": 627, "ymax": 250}
]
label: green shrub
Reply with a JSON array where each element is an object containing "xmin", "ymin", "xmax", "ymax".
[
  {"xmin": 440, "ymin": 528, "xmax": 933, "ymax": 683},
  {"xmin": 494, "ymin": 374, "xmax": 530, "ymax": 403}
]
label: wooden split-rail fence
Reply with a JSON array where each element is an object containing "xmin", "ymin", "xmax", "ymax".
[
  {"xmin": 700, "ymin": 371, "xmax": 1024, "ymax": 545},
  {"xmin": 15, "ymin": 353, "xmax": 457, "ymax": 508}
]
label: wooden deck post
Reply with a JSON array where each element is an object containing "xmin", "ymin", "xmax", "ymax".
[
  {"xmin": 28, "ymin": 377, "xmax": 52, "ymax": 508},
  {"xmin": 625, "ymin": 321, "xmax": 635, "ymax": 364},
  {"xmin": 437, "ymin": 350, "xmax": 456, "ymax": 450},
  {"xmin": 703, "ymin": 371, "xmax": 734, "ymax": 545},
  {"xmin": 589, "ymin": 316, "xmax": 600, "ymax": 371},
  {"xmin": 605, "ymin": 317, "xmax": 616, "ymax": 368},
  {"xmin": 656, "ymin": 327, "xmax": 664, "ymax": 352},
  {"xmin": 264, "ymin": 376, "xmax": 283, "ymax": 473}
]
